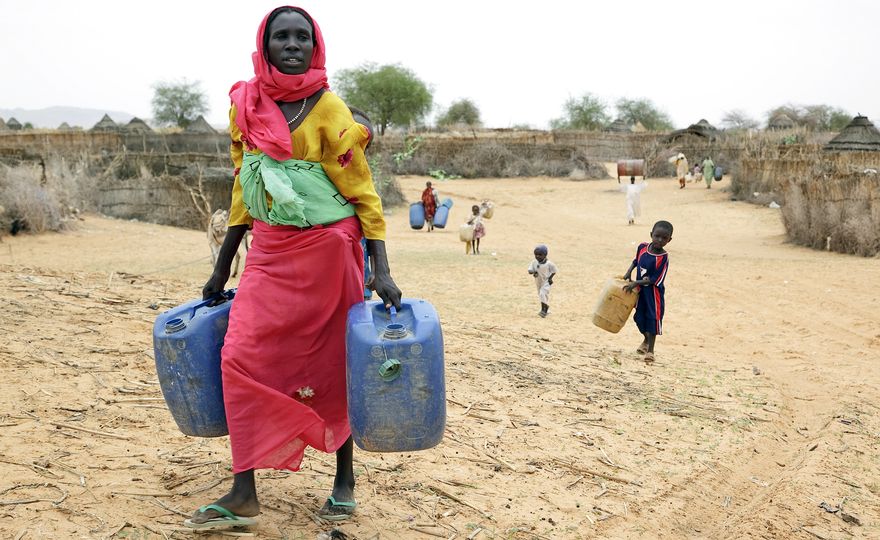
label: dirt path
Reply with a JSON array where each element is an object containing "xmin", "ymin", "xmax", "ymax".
[{"xmin": 0, "ymin": 173, "xmax": 878, "ymax": 539}]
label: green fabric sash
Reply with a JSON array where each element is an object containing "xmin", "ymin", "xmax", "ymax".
[{"xmin": 240, "ymin": 152, "xmax": 356, "ymax": 227}]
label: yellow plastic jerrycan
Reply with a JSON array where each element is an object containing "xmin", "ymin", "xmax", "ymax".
[{"xmin": 592, "ymin": 278, "xmax": 639, "ymax": 333}]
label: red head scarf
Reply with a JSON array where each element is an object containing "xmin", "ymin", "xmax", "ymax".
[{"xmin": 229, "ymin": 6, "xmax": 330, "ymax": 161}]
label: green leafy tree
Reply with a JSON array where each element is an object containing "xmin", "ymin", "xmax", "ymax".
[
  {"xmin": 766, "ymin": 103, "xmax": 851, "ymax": 131},
  {"xmin": 803, "ymin": 105, "xmax": 851, "ymax": 131},
  {"xmin": 615, "ymin": 98, "xmax": 674, "ymax": 131},
  {"xmin": 334, "ymin": 63, "xmax": 432, "ymax": 135},
  {"xmin": 151, "ymin": 79, "xmax": 208, "ymax": 128},
  {"xmin": 550, "ymin": 93, "xmax": 609, "ymax": 130},
  {"xmin": 720, "ymin": 109, "xmax": 759, "ymax": 131},
  {"xmin": 827, "ymin": 109, "xmax": 852, "ymax": 131},
  {"xmin": 436, "ymin": 99, "xmax": 482, "ymax": 128}
]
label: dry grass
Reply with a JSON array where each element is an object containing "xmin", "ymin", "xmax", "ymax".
[{"xmin": 0, "ymin": 163, "xmax": 79, "ymax": 237}]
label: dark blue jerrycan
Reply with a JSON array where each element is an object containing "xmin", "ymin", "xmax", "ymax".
[
  {"xmin": 346, "ymin": 299, "xmax": 445, "ymax": 452},
  {"xmin": 409, "ymin": 202, "xmax": 425, "ymax": 229},
  {"xmin": 152, "ymin": 290, "xmax": 235, "ymax": 437},
  {"xmin": 433, "ymin": 198, "xmax": 453, "ymax": 229}
]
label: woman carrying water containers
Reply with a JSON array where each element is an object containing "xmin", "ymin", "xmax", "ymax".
[{"xmin": 186, "ymin": 6, "xmax": 402, "ymax": 529}]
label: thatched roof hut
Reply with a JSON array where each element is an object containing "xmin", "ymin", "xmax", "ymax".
[
  {"xmin": 57, "ymin": 122, "xmax": 72, "ymax": 131},
  {"xmin": 666, "ymin": 118, "xmax": 718, "ymax": 141},
  {"xmin": 90, "ymin": 114, "xmax": 119, "ymax": 132},
  {"xmin": 124, "ymin": 117, "xmax": 153, "ymax": 133},
  {"xmin": 823, "ymin": 115, "xmax": 880, "ymax": 152},
  {"xmin": 6, "ymin": 117, "xmax": 22, "ymax": 130},
  {"xmin": 604, "ymin": 119, "xmax": 632, "ymax": 133},
  {"xmin": 185, "ymin": 115, "xmax": 217, "ymax": 134},
  {"xmin": 768, "ymin": 113, "xmax": 796, "ymax": 130},
  {"xmin": 631, "ymin": 121, "xmax": 647, "ymax": 133}
]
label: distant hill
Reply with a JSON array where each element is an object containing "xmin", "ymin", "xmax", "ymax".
[{"xmin": 0, "ymin": 107, "xmax": 138, "ymax": 129}]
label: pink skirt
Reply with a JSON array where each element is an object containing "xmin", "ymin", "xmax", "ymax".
[{"xmin": 221, "ymin": 216, "xmax": 363, "ymax": 472}]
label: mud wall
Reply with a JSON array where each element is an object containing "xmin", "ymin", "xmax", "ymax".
[{"xmin": 0, "ymin": 131, "xmax": 233, "ymax": 229}]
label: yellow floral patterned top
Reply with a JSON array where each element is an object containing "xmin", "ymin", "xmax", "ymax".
[{"xmin": 227, "ymin": 92, "xmax": 385, "ymax": 240}]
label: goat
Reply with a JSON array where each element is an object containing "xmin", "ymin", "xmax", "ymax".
[{"xmin": 208, "ymin": 209, "xmax": 249, "ymax": 277}]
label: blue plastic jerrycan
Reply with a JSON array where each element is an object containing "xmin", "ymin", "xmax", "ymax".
[
  {"xmin": 345, "ymin": 299, "xmax": 445, "ymax": 452},
  {"xmin": 432, "ymin": 198, "xmax": 453, "ymax": 229},
  {"xmin": 409, "ymin": 202, "xmax": 425, "ymax": 229},
  {"xmin": 152, "ymin": 290, "xmax": 235, "ymax": 437}
]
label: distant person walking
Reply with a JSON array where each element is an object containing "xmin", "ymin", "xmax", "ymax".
[
  {"xmin": 674, "ymin": 153, "xmax": 689, "ymax": 189},
  {"xmin": 701, "ymin": 157, "xmax": 715, "ymax": 189},
  {"xmin": 421, "ymin": 181, "xmax": 439, "ymax": 231},
  {"xmin": 620, "ymin": 176, "xmax": 646, "ymax": 225}
]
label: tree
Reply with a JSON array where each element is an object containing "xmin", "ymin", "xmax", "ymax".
[
  {"xmin": 720, "ymin": 109, "xmax": 759, "ymax": 131},
  {"xmin": 615, "ymin": 98, "xmax": 674, "ymax": 131},
  {"xmin": 151, "ymin": 79, "xmax": 208, "ymax": 129},
  {"xmin": 802, "ymin": 105, "xmax": 850, "ymax": 131},
  {"xmin": 436, "ymin": 99, "xmax": 482, "ymax": 128},
  {"xmin": 549, "ymin": 93, "xmax": 609, "ymax": 130},
  {"xmin": 334, "ymin": 63, "xmax": 432, "ymax": 135},
  {"xmin": 765, "ymin": 103, "xmax": 851, "ymax": 131}
]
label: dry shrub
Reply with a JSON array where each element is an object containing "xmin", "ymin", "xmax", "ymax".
[
  {"xmin": 449, "ymin": 141, "xmax": 518, "ymax": 177},
  {"xmin": 0, "ymin": 163, "xmax": 77, "ymax": 236},
  {"xmin": 367, "ymin": 156, "xmax": 405, "ymax": 207}
]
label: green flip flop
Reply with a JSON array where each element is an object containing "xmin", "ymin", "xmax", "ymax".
[
  {"xmin": 183, "ymin": 504, "xmax": 258, "ymax": 530},
  {"xmin": 318, "ymin": 495, "xmax": 357, "ymax": 521}
]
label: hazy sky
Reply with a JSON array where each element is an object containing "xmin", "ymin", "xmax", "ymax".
[{"xmin": 2, "ymin": 0, "xmax": 878, "ymax": 129}]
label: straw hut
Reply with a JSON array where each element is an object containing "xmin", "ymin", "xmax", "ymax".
[
  {"xmin": 6, "ymin": 117, "xmax": 23, "ymax": 130},
  {"xmin": 90, "ymin": 114, "xmax": 119, "ymax": 132},
  {"xmin": 0, "ymin": 117, "xmax": 7, "ymax": 131},
  {"xmin": 767, "ymin": 113, "xmax": 796, "ymax": 130},
  {"xmin": 603, "ymin": 118, "xmax": 632, "ymax": 133},
  {"xmin": 57, "ymin": 122, "xmax": 72, "ymax": 131},
  {"xmin": 823, "ymin": 115, "xmax": 880, "ymax": 152},
  {"xmin": 631, "ymin": 121, "xmax": 647, "ymax": 133},
  {"xmin": 185, "ymin": 115, "xmax": 217, "ymax": 134},
  {"xmin": 666, "ymin": 119, "xmax": 718, "ymax": 142},
  {"xmin": 124, "ymin": 117, "xmax": 153, "ymax": 133}
]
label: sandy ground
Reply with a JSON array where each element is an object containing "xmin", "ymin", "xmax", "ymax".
[{"xmin": 1, "ymin": 172, "xmax": 879, "ymax": 540}]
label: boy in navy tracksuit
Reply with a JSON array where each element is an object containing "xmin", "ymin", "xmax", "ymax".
[{"xmin": 623, "ymin": 221, "xmax": 672, "ymax": 364}]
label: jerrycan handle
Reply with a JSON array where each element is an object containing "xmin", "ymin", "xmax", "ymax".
[
  {"xmin": 378, "ymin": 358, "xmax": 401, "ymax": 382},
  {"xmin": 195, "ymin": 289, "xmax": 236, "ymax": 316}
]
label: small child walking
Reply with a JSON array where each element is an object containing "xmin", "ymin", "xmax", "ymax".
[
  {"xmin": 466, "ymin": 204, "xmax": 486, "ymax": 254},
  {"xmin": 528, "ymin": 244, "xmax": 557, "ymax": 318},
  {"xmin": 623, "ymin": 221, "xmax": 672, "ymax": 363}
]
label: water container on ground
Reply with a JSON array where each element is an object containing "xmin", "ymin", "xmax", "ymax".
[
  {"xmin": 433, "ymin": 198, "xmax": 453, "ymax": 229},
  {"xmin": 592, "ymin": 279, "xmax": 639, "ymax": 334},
  {"xmin": 346, "ymin": 299, "xmax": 445, "ymax": 452},
  {"xmin": 714, "ymin": 166, "xmax": 724, "ymax": 181},
  {"xmin": 617, "ymin": 159, "xmax": 646, "ymax": 181},
  {"xmin": 153, "ymin": 290, "xmax": 235, "ymax": 437},
  {"xmin": 409, "ymin": 202, "xmax": 425, "ymax": 229}
]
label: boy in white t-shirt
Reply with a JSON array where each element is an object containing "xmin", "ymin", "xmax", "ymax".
[{"xmin": 527, "ymin": 244, "xmax": 558, "ymax": 318}]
